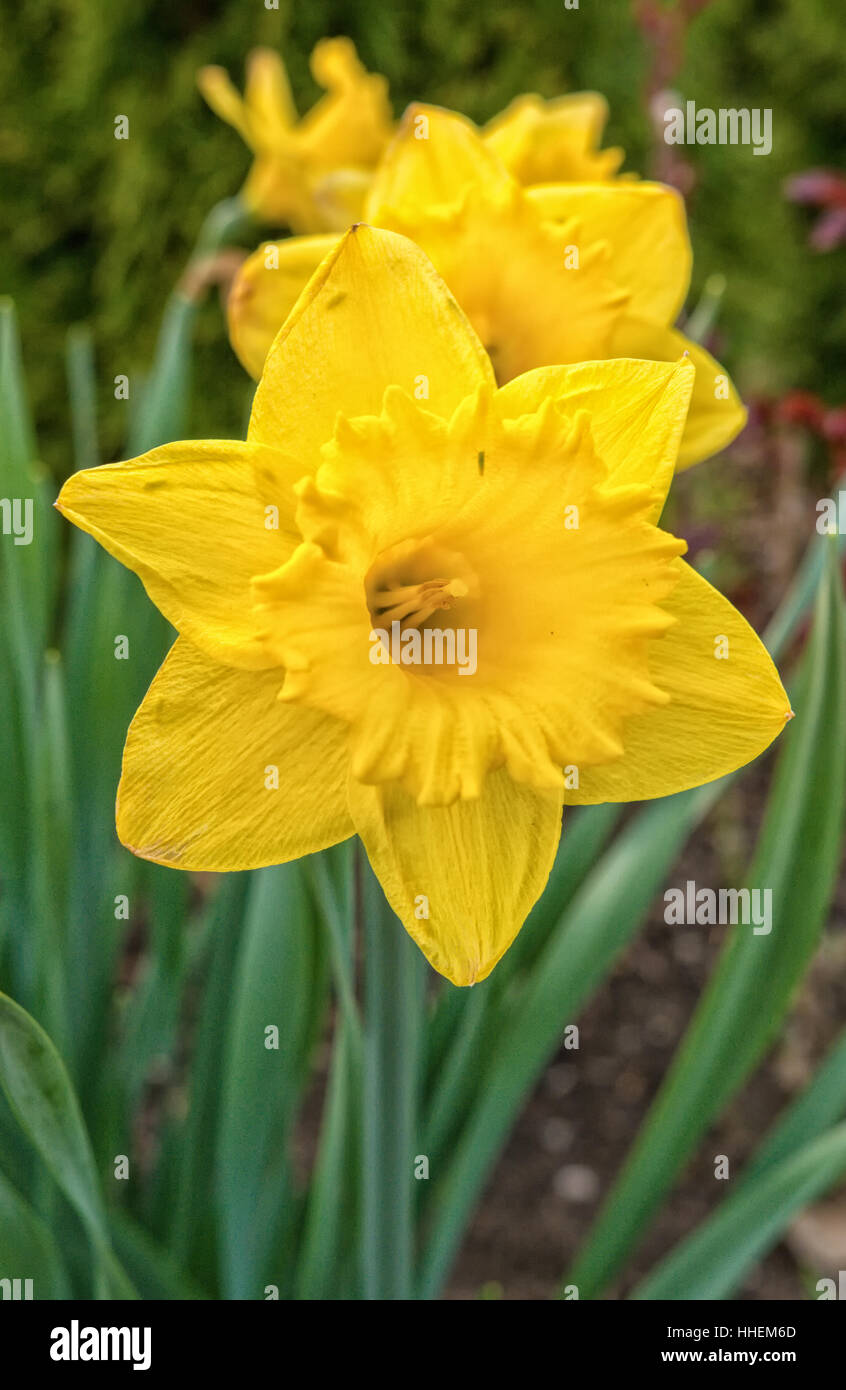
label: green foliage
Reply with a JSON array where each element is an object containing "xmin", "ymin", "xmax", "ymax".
[{"xmin": 568, "ymin": 539, "xmax": 846, "ymax": 1299}]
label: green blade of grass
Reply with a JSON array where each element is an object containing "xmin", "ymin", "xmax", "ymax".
[
  {"xmin": 567, "ymin": 539, "xmax": 846, "ymax": 1299},
  {"xmin": 110, "ymin": 1209, "xmax": 207, "ymax": 1301},
  {"xmin": 0, "ymin": 991, "xmax": 135, "ymax": 1298},
  {"xmin": 635, "ymin": 1019, "xmax": 846, "ymax": 1298},
  {"xmin": 296, "ymin": 1013, "xmax": 362, "ymax": 1300},
  {"xmin": 169, "ymin": 875, "xmax": 248, "ymax": 1283},
  {"xmin": 0, "ymin": 299, "xmax": 56, "ymax": 652},
  {"xmin": 296, "ymin": 844, "xmax": 362, "ymax": 1299},
  {"xmin": 361, "ymin": 849, "xmax": 426, "ymax": 1300},
  {"xmin": 215, "ymin": 863, "xmax": 326, "ymax": 1300},
  {"xmin": 744, "ymin": 1025, "xmax": 846, "ymax": 1182},
  {"xmin": 28, "ymin": 651, "xmax": 73, "ymax": 1051},
  {"xmin": 128, "ymin": 294, "xmax": 196, "ymax": 456},
  {"xmin": 632, "ymin": 1123, "xmax": 846, "ymax": 1300},
  {"xmin": 0, "ymin": 1167, "xmax": 70, "ymax": 1298}
]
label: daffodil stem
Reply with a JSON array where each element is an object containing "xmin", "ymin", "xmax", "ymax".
[
  {"xmin": 189, "ymin": 195, "xmax": 253, "ymax": 265},
  {"xmin": 359, "ymin": 841, "xmax": 425, "ymax": 1300}
]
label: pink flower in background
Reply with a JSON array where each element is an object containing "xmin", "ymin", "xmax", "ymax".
[{"xmin": 785, "ymin": 169, "xmax": 846, "ymax": 251}]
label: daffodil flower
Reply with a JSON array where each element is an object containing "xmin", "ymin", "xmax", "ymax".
[
  {"xmin": 198, "ymin": 39, "xmax": 392, "ymax": 232},
  {"xmin": 229, "ymin": 105, "xmax": 744, "ymax": 469},
  {"xmin": 56, "ymin": 228, "xmax": 790, "ymax": 986},
  {"xmin": 483, "ymin": 91, "xmax": 625, "ymax": 184}
]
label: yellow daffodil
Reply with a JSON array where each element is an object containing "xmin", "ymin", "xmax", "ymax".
[
  {"xmin": 483, "ymin": 91, "xmax": 624, "ymax": 185},
  {"xmin": 56, "ymin": 228, "xmax": 790, "ymax": 986},
  {"xmin": 198, "ymin": 39, "xmax": 392, "ymax": 232},
  {"xmin": 229, "ymin": 105, "xmax": 744, "ymax": 469}
]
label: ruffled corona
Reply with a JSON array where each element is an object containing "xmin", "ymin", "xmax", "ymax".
[{"xmin": 482, "ymin": 91, "xmax": 625, "ymax": 184}]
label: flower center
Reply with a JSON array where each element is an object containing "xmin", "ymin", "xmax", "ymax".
[
  {"xmin": 365, "ymin": 535, "xmax": 479, "ymax": 635},
  {"xmin": 371, "ymin": 575, "xmax": 469, "ymax": 626}
]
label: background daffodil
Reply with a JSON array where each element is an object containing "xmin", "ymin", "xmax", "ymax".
[
  {"xmin": 227, "ymin": 106, "xmax": 745, "ymax": 469},
  {"xmin": 56, "ymin": 227, "xmax": 789, "ymax": 987},
  {"xmin": 197, "ymin": 38, "xmax": 392, "ymax": 232},
  {"xmin": 483, "ymin": 90, "xmax": 625, "ymax": 185}
]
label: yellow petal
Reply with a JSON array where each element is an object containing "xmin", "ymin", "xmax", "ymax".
[
  {"xmin": 496, "ymin": 356, "xmax": 694, "ymax": 516},
  {"xmin": 228, "ymin": 235, "xmax": 340, "ymax": 379},
  {"xmin": 365, "ymin": 104, "xmax": 512, "ymax": 221},
  {"xmin": 309, "ymin": 167, "xmax": 373, "ymax": 233},
  {"xmin": 349, "ymin": 767, "xmax": 563, "ymax": 985},
  {"xmin": 566, "ymin": 560, "xmax": 792, "ymax": 804},
  {"xmin": 242, "ymin": 152, "xmax": 315, "ymax": 230},
  {"xmin": 197, "ymin": 65, "xmax": 254, "ymax": 146},
  {"xmin": 244, "ymin": 47, "xmax": 297, "ymax": 140},
  {"xmin": 483, "ymin": 93, "xmax": 624, "ymax": 184},
  {"xmin": 55, "ymin": 440, "xmax": 301, "ymax": 669},
  {"xmin": 527, "ymin": 181, "xmax": 691, "ymax": 324},
  {"xmin": 118, "ymin": 637, "xmax": 353, "ymax": 869},
  {"xmin": 247, "ymin": 224, "xmax": 494, "ymax": 457},
  {"xmin": 374, "ymin": 183, "xmax": 627, "ymax": 384},
  {"xmin": 298, "ymin": 37, "xmax": 392, "ymax": 172},
  {"xmin": 609, "ymin": 315, "xmax": 747, "ymax": 468}
]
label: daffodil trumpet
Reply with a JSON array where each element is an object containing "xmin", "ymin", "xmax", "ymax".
[{"xmin": 56, "ymin": 227, "xmax": 790, "ymax": 986}]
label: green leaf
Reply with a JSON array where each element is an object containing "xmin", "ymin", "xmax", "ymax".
[
  {"xmin": 632, "ymin": 1123, "xmax": 846, "ymax": 1300},
  {"xmin": 568, "ymin": 539, "xmax": 846, "ymax": 1299},
  {"xmin": 66, "ymin": 325, "xmax": 100, "ymax": 473},
  {"xmin": 0, "ymin": 299, "xmax": 58, "ymax": 654},
  {"xmin": 361, "ymin": 850, "xmax": 425, "ymax": 1300},
  {"xmin": 215, "ymin": 863, "xmax": 326, "ymax": 1300},
  {"xmin": 169, "ymin": 876, "xmax": 247, "ymax": 1282},
  {"xmin": 744, "ymin": 1025, "xmax": 846, "ymax": 1182},
  {"xmin": 128, "ymin": 293, "xmax": 196, "ymax": 455},
  {"xmin": 296, "ymin": 845, "xmax": 361, "ymax": 1300},
  {"xmin": 110, "ymin": 1209, "xmax": 207, "ymax": 1301},
  {"xmin": 0, "ymin": 991, "xmax": 135, "ymax": 1297},
  {"xmin": 0, "ymin": 991, "xmax": 107, "ymax": 1247},
  {"xmin": 296, "ymin": 1014, "xmax": 361, "ymax": 1300},
  {"xmin": 0, "ymin": 1167, "xmax": 70, "ymax": 1298},
  {"xmin": 636, "ymin": 1020, "xmax": 846, "ymax": 1299}
]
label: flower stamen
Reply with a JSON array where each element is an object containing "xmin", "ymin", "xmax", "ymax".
[{"xmin": 372, "ymin": 577, "xmax": 469, "ymax": 628}]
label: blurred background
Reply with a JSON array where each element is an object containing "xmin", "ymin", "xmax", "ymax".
[{"xmin": 2, "ymin": 0, "xmax": 845, "ymax": 1299}]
